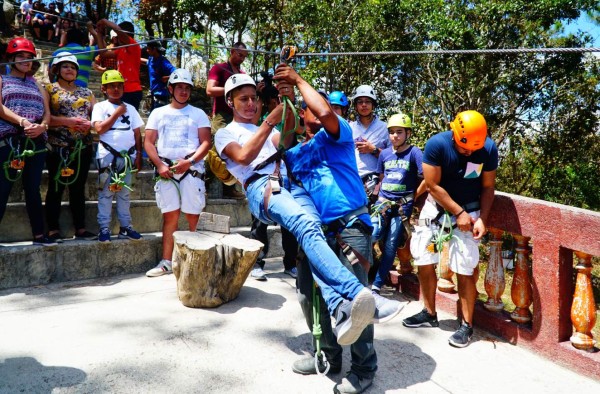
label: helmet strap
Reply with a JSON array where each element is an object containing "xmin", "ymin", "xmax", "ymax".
[{"xmin": 170, "ymin": 84, "xmax": 190, "ymax": 105}]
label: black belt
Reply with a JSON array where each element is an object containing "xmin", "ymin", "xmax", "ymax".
[
  {"xmin": 243, "ymin": 173, "xmax": 267, "ymax": 191},
  {"xmin": 322, "ymin": 206, "xmax": 369, "ymax": 235}
]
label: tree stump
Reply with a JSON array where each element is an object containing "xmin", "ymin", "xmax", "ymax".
[{"xmin": 172, "ymin": 231, "xmax": 263, "ymax": 308}]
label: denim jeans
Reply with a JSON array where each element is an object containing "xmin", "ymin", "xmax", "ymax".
[
  {"xmin": 97, "ymin": 155, "xmax": 133, "ymax": 229},
  {"xmin": 372, "ymin": 214, "xmax": 405, "ymax": 289},
  {"xmin": 247, "ymin": 176, "xmax": 364, "ymax": 314},
  {"xmin": 294, "ymin": 186, "xmax": 377, "ymax": 379},
  {"xmin": 0, "ymin": 140, "xmax": 47, "ymax": 236}
]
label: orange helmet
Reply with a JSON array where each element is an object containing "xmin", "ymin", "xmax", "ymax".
[
  {"xmin": 450, "ymin": 110, "xmax": 487, "ymax": 151},
  {"xmin": 6, "ymin": 37, "xmax": 36, "ymax": 57}
]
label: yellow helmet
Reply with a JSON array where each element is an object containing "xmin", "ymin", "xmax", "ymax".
[
  {"xmin": 387, "ymin": 113, "xmax": 412, "ymax": 129},
  {"xmin": 450, "ymin": 110, "xmax": 487, "ymax": 151},
  {"xmin": 102, "ymin": 70, "xmax": 125, "ymax": 85}
]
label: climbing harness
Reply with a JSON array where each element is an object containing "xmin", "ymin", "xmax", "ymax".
[
  {"xmin": 98, "ymin": 141, "xmax": 137, "ymax": 193},
  {"xmin": 52, "ymin": 139, "xmax": 85, "ymax": 191},
  {"xmin": 370, "ymin": 195, "xmax": 413, "ymax": 248},
  {"xmin": 2, "ymin": 136, "xmax": 47, "ymax": 182}
]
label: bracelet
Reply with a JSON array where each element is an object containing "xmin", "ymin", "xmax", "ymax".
[
  {"xmin": 41, "ymin": 123, "xmax": 48, "ymax": 131},
  {"xmin": 190, "ymin": 158, "xmax": 197, "ymax": 165},
  {"xmin": 264, "ymin": 120, "xmax": 275, "ymax": 128},
  {"xmin": 455, "ymin": 209, "xmax": 465, "ymax": 217},
  {"xmin": 19, "ymin": 118, "xmax": 27, "ymax": 127}
]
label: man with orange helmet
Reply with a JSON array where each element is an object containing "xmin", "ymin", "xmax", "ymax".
[{"xmin": 403, "ymin": 110, "xmax": 498, "ymax": 348}]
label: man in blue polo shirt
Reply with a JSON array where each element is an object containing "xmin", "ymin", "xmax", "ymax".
[
  {"xmin": 274, "ymin": 64, "xmax": 405, "ymax": 394},
  {"xmin": 143, "ymin": 41, "xmax": 175, "ymax": 110}
]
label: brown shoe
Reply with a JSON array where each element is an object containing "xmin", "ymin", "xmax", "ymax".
[{"xmin": 222, "ymin": 184, "xmax": 245, "ymax": 199}]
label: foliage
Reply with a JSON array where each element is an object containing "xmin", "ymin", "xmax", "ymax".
[{"xmin": 127, "ymin": 0, "xmax": 600, "ymax": 210}]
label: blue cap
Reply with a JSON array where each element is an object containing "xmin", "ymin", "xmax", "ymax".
[{"xmin": 301, "ymin": 90, "xmax": 329, "ymax": 109}]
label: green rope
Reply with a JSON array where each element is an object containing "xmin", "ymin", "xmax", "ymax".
[
  {"xmin": 53, "ymin": 139, "xmax": 85, "ymax": 191},
  {"xmin": 312, "ymin": 281, "xmax": 330, "ymax": 375},
  {"xmin": 108, "ymin": 150, "xmax": 138, "ymax": 192},
  {"xmin": 431, "ymin": 211, "xmax": 466, "ymax": 258},
  {"xmin": 278, "ymin": 95, "xmax": 299, "ymax": 151},
  {"xmin": 2, "ymin": 137, "xmax": 47, "ymax": 182}
]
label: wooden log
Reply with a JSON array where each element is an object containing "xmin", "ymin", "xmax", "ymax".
[
  {"xmin": 570, "ymin": 251, "xmax": 597, "ymax": 351},
  {"xmin": 172, "ymin": 231, "xmax": 263, "ymax": 308},
  {"xmin": 484, "ymin": 228, "xmax": 506, "ymax": 312}
]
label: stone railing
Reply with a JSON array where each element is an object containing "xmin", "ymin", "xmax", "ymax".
[{"xmin": 396, "ymin": 191, "xmax": 600, "ymax": 379}]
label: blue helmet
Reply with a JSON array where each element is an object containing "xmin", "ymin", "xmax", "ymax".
[{"xmin": 329, "ymin": 91, "xmax": 349, "ymax": 107}]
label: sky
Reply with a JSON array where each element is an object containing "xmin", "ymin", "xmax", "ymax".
[{"xmin": 564, "ymin": 13, "xmax": 600, "ymax": 47}]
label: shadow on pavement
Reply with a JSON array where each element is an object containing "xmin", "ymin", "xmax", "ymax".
[{"xmin": 0, "ymin": 357, "xmax": 86, "ymax": 393}]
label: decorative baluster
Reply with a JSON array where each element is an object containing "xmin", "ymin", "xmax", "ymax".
[
  {"xmin": 396, "ymin": 242, "xmax": 413, "ymax": 275},
  {"xmin": 484, "ymin": 228, "xmax": 505, "ymax": 312},
  {"xmin": 437, "ymin": 241, "xmax": 456, "ymax": 293},
  {"xmin": 510, "ymin": 235, "xmax": 532, "ymax": 324},
  {"xmin": 570, "ymin": 251, "xmax": 597, "ymax": 351}
]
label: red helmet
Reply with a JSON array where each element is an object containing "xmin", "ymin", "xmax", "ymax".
[{"xmin": 6, "ymin": 37, "xmax": 37, "ymax": 57}]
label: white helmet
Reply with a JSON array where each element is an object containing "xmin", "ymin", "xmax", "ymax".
[
  {"xmin": 52, "ymin": 52, "xmax": 79, "ymax": 70},
  {"xmin": 168, "ymin": 68, "xmax": 193, "ymax": 86},
  {"xmin": 224, "ymin": 73, "xmax": 256, "ymax": 99},
  {"xmin": 351, "ymin": 84, "xmax": 377, "ymax": 104}
]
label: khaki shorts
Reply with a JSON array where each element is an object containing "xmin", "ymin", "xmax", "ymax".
[
  {"xmin": 410, "ymin": 199, "xmax": 480, "ymax": 275},
  {"xmin": 154, "ymin": 174, "xmax": 206, "ymax": 214}
]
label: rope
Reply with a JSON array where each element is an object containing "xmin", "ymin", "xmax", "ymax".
[
  {"xmin": 107, "ymin": 150, "xmax": 137, "ymax": 193},
  {"xmin": 278, "ymin": 95, "xmax": 299, "ymax": 150},
  {"xmin": 2, "ymin": 137, "xmax": 47, "ymax": 182},
  {"xmin": 312, "ymin": 281, "xmax": 330, "ymax": 376},
  {"xmin": 295, "ymin": 47, "xmax": 600, "ymax": 57},
  {"xmin": 53, "ymin": 139, "xmax": 85, "ymax": 191}
]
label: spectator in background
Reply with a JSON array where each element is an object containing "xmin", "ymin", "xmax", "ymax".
[
  {"xmin": 92, "ymin": 30, "xmax": 117, "ymax": 73},
  {"xmin": 46, "ymin": 2, "xmax": 60, "ymax": 42},
  {"xmin": 52, "ymin": 23, "xmax": 104, "ymax": 88},
  {"xmin": 96, "ymin": 19, "xmax": 142, "ymax": 110},
  {"xmin": 30, "ymin": 2, "xmax": 49, "ymax": 41},
  {"xmin": 20, "ymin": 0, "xmax": 33, "ymax": 25},
  {"xmin": 141, "ymin": 41, "xmax": 175, "ymax": 110}
]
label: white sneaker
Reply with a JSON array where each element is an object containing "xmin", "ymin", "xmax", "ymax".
[
  {"xmin": 146, "ymin": 259, "xmax": 173, "ymax": 277},
  {"xmin": 251, "ymin": 267, "xmax": 267, "ymax": 281}
]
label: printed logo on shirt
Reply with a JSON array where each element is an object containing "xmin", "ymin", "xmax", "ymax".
[{"xmin": 464, "ymin": 162, "xmax": 484, "ymax": 179}]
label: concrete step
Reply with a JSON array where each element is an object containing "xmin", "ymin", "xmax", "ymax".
[
  {"xmin": 0, "ymin": 197, "xmax": 252, "ymax": 242},
  {"xmin": 0, "ymin": 226, "xmax": 284, "ymax": 291}
]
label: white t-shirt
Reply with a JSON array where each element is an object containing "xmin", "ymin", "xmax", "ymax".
[
  {"xmin": 349, "ymin": 115, "xmax": 390, "ymax": 177},
  {"xmin": 21, "ymin": 1, "xmax": 32, "ymax": 13},
  {"xmin": 214, "ymin": 121, "xmax": 280, "ymax": 184},
  {"xmin": 91, "ymin": 100, "xmax": 144, "ymax": 160},
  {"xmin": 146, "ymin": 104, "xmax": 210, "ymax": 170}
]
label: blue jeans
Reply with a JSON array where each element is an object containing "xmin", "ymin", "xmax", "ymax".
[
  {"xmin": 247, "ymin": 176, "xmax": 364, "ymax": 314},
  {"xmin": 97, "ymin": 155, "xmax": 133, "ymax": 229},
  {"xmin": 372, "ymin": 206, "xmax": 411, "ymax": 289},
  {"xmin": 0, "ymin": 139, "xmax": 47, "ymax": 236},
  {"xmin": 294, "ymin": 186, "xmax": 377, "ymax": 378}
]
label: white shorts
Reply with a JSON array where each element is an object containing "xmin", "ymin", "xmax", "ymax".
[
  {"xmin": 410, "ymin": 199, "xmax": 480, "ymax": 275},
  {"xmin": 154, "ymin": 173, "xmax": 206, "ymax": 214}
]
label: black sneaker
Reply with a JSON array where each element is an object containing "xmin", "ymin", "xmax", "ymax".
[
  {"xmin": 33, "ymin": 236, "xmax": 58, "ymax": 247},
  {"xmin": 334, "ymin": 288, "xmax": 375, "ymax": 346},
  {"xmin": 74, "ymin": 230, "xmax": 97, "ymax": 240},
  {"xmin": 291, "ymin": 355, "xmax": 341, "ymax": 375},
  {"xmin": 402, "ymin": 308, "xmax": 439, "ymax": 328},
  {"xmin": 449, "ymin": 322, "xmax": 474, "ymax": 348},
  {"xmin": 47, "ymin": 232, "xmax": 64, "ymax": 243}
]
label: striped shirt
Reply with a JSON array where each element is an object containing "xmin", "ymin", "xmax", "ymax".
[
  {"xmin": 53, "ymin": 44, "xmax": 98, "ymax": 88},
  {"xmin": 0, "ymin": 75, "xmax": 46, "ymax": 140}
]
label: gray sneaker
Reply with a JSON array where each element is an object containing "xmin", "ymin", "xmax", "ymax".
[
  {"xmin": 449, "ymin": 322, "xmax": 474, "ymax": 348},
  {"xmin": 334, "ymin": 288, "xmax": 375, "ymax": 346},
  {"xmin": 372, "ymin": 291, "xmax": 406, "ymax": 324},
  {"xmin": 333, "ymin": 371, "xmax": 373, "ymax": 394},
  {"xmin": 291, "ymin": 355, "xmax": 341, "ymax": 375},
  {"xmin": 251, "ymin": 267, "xmax": 267, "ymax": 281}
]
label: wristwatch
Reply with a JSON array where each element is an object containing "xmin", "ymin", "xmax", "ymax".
[
  {"xmin": 190, "ymin": 158, "xmax": 197, "ymax": 165},
  {"xmin": 371, "ymin": 146, "xmax": 378, "ymax": 155}
]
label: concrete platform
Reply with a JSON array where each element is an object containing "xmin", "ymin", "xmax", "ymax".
[
  {"xmin": 0, "ymin": 197, "xmax": 252, "ymax": 243},
  {"xmin": 0, "ymin": 259, "xmax": 598, "ymax": 393},
  {"xmin": 0, "ymin": 226, "xmax": 284, "ymax": 291}
]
